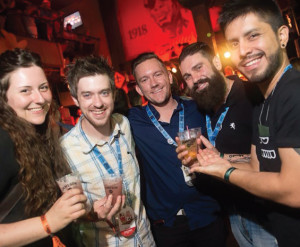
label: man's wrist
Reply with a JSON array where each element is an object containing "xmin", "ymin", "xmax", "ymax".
[{"xmin": 224, "ymin": 167, "xmax": 237, "ymax": 182}]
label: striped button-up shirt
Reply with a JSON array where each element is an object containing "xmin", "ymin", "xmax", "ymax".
[{"xmin": 60, "ymin": 113, "xmax": 155, "ymax": 247}]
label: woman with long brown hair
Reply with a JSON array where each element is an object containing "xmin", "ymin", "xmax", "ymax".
[{"xmin": 0, "ymin": 48, "xmax": 86, "ymax": 246}]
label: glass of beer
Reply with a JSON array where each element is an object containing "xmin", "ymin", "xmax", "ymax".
[{"xmin": 177, "ymin": 127, "xmax": 201, "ymax": 160}]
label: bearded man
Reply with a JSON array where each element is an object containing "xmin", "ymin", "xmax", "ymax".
[{"xmin": 178, "ymin": 42, "xmax": 278, "ymax": 247}]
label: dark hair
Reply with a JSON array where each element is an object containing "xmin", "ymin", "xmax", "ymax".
[
  {"xmin": 218, "ymin": 0, "xmax": 285, "ymax": 34},
  {"xmin": 131, "ymin": 52, "xmax": 166, "ymax": 80},
  {"xmin": 179, "ymin": 42, "xmax": 215, "ymax": 64},
  {"xmin": 67, "ymin": 55, "xmax": 115, "ymax": 99},
  {"xmin": 0, "ymin": 49, "xmax": 42, "ymax": 101},
  {"xmin": 0, "ymin": 48, "xmax": 70, "ymax": 216}
]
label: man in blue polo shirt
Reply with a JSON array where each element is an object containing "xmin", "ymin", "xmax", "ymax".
[{"xmin": 128, "ymin": 52, "xmax": 225, "ymax": 247}]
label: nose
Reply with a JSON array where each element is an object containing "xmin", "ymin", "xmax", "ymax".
[
  {"xmin": 92, "ymin": 95, "xmax": 103, "ymax": 108},
  {"xmin": 149, "ymin": 77, "xmax": 159, "ymax": 88},
  {"xmin": 32, "ymin": 90, "xmax": 46, "ymax": 103},
  {"xmin": 191, "ymin": 73, "xmax": 200, "ymax": 84},
  {"xmin": 239, "ymin": 39, "xmax": 252, "ymax": 58}
]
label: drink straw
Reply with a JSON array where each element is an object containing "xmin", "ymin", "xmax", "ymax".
[{"xmin": 186, "ymin": 125, "xmax": 190, "ymax": 138}]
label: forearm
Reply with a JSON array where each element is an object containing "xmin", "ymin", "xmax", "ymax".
[
  {"xmin": 227, "ymin": 168, "xmax": 296, "ymax": 206},
  {"xmin": 0, "ymin": 217, "xmax": 48, "ymax": 247}
]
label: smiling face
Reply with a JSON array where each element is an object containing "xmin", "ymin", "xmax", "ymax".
[
  {"xmin": 224, "ymin": 13, "xmax": 283, "ymax": 85},
  {"xmin": 6, "ymin": 65, "xmax": 52, "ymax": 125},
  {"xmin": 73, "ymin": 74, "xmax": 114, "ymax": 135},
  {"xmin": 135, "ymin": 58, "xmax": 173, "ymax": 107},
  {"xmin": 180, "ymin": 52, "xmax": 217, "ymax": 92},
  {"xmin": 180, "ymin": 52, "xmax": 226, "ymax": 112}
]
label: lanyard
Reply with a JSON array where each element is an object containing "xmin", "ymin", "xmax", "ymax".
[
  {"xmin": 90, "ymin": 135, "xmax": 134, "ymax": 205},
  {"xmin": 146, "ymin": 103, "xmax": 184, "ymax": 147},
  {"xmin": 92, "ymin": 137, "xmax": 123, "ymax": 176},
  {"xmin": 206, "ymin": 107, "xmax": 229, "ymax": 147}
]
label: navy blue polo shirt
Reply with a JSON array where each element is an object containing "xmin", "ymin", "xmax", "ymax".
[{"xmin": 128, "ymin": 96, "xmax": 221, "ymax": 230}]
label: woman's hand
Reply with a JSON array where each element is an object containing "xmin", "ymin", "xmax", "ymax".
[{"xmin": 45, "ymin": 188, "xmax": 87, "ymax": 233}]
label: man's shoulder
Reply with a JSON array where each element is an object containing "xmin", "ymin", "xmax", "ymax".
[
  {"xmin": 112, "ymin": 113, "xmax": 131, "ymax": 131},
  {"xmin": 232, "ymin": 79, "xmax": 264, "ymax": 105},
  {"xmin": 60, "ymin": 123, "xmax": 81, "ymax": 147},
  {"xmin": 180, "ymin": 96, "xmax": 205, "ymax": 116},
  {"xmin": 128, "ymin": 105, "xmax": 146, "ymax": 121}
]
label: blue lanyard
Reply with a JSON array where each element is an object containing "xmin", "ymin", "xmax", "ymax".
[
  {"xmin": 92, "ymin": 137, "xmax": 123, "ymax": 176},
  {"xmin": 206, "ymin": 107, "xmax": 229, "ymax": 147},
  {"xmin": 283, "ymin": 64, "xmax": 292, "ymax": 75},
  {"xmin": 79, "ymin": 125, "xmax": 133, "ymax": 206},
  {"xmin": 91, "ymin": 136, "xmax": 134, "ymax": 205},
  {"xmin": 146, "ymin": 103, "xmax": 184, "ymax": 147}
]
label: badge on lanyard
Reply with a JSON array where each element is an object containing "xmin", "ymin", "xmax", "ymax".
[
  {"xmin": 258, "ymin": 124, "xmax": 270, "ymax": 137},
  {"xmin": 117, "ymin": 206, "xmax": 136, "ymax": 237},
  {"xmin": 181, "ymin": 166, "xmax": 196, "ymax": 186}
]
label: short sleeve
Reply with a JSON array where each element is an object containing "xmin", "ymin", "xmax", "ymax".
[{"xmin": 275, "ymin": 81, "xmax": 300, "ymax": 147}]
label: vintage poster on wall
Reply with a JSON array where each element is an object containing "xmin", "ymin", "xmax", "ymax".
[{"xmin": 117, "ymin": 0, "xmax": 197, "ymax": 61}]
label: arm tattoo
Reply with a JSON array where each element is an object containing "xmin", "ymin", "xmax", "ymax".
[{"xmin": 226, "ymin": 154, "xmax": 251, "ymax": 163}]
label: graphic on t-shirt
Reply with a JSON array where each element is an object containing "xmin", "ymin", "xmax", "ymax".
[
  {"xmin": 230, "ymin": 122, "xmax": 235, "ymax": 130},
  {"xmin": 259, "ymin": 137, "xmax": 269, "ymax": 144},
  {"xmin": 261, "ymin": 149, "xmax": 276, "ymax": 159}
]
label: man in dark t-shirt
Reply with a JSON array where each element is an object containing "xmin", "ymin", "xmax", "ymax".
[
  {"xmin": 178, "ymin": 42, "xmax": 276, "ymax": 247},
  {"xmin": 187, "ymin": 1, "xmax": 300, "ymax": 246}
]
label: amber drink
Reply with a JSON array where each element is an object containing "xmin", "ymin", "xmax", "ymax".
[{"xmin": 178, "ymin": 128, "xmax": 201, "ymax": 160}]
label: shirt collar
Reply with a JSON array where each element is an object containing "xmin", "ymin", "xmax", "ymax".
[
  {"xmin": 76, "ymin": 114, "xmax": 124, "ymax": 154},
  {"xmin": 147, "ymin": 95, "xmax": 183, "ymax": 119}
]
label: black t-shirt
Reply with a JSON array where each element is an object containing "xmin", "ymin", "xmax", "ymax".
[
  {"xmin": 0, "ymin": 127, "xmax": 81, "ymax": 247},
  {"xmin": 209, "ymin": 77, "xmax": 263, "ymax": 154},
  {"xmin": 201, "ymin": 77, "xmax": 264, "ymax": 211},
  {"xmin": 253, "ymin": 68, "xmax": 300, "ymax": 247}
]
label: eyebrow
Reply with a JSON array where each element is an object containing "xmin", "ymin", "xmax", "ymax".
[
  {"xmin": 227, "ymin": 28, "xmax": 260, "ymax": 42},
  {"xmin": 17, "ymin": 81, "xmax": 48, "ymax": 88},
  {"xmin": 80, "ymin": 87, "xmax": 111, "ymax": 94}
]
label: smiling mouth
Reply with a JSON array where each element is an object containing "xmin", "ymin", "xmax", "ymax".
[
  {"xmin": 194, "ymin": 82, "xmax": 209, "ymax": 92},
  {"xmin": 91, "ymin": 109, "xmax": 105, "ymax": 114},
  {"xmin": 152, "ymin": 88, "xmax": 163, "ymax": 94},
  {"xmin": 244, "ymin": 58, "xmax": 261, "ymax": 67},
  {"xmin": 241, "ymin": 53, "xmax": 264, "ymax": 68},
  {"xmin": 28, "ymin": 107, "xmax": 44, "ymax": 113}
]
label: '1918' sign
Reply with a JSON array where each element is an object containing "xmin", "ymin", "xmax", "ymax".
[{"xmin": 128, "ymin": 24, "xmax": 148, "ymax": 39}]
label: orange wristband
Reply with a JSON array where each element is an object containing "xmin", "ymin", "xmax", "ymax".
[
  {"xmin": 40, "ymin": 215, "xmax": 52, "ymax": 235},
  {"xmin": 40, "ymin": 215, "xmax": 66, "ymax": 247}
]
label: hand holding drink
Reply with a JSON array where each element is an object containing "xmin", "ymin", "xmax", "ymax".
[
  {"xmin": 102, "ymin": 173, "xmax": 123, "ymax": 206},
  {"xmin": 177, "ymin": 127, "xmax": 201, "ymax": 160},
  {"xmin": 177, "ymin": 127, "xmax": 201, "ymax": 186}
]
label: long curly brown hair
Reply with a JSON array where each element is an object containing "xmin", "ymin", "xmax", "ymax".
[{"xmin": 0, "ymin": 49, "xmax": 71, "ymax": 216}]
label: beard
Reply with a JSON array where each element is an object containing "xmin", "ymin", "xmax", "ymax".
[
  {"xmin": 191, "ymin": 69, "xmax": 227, "ymax": 113},
  {"xmin": 241, "ymin": 47, "xmax": 282, "ymax": 85}
]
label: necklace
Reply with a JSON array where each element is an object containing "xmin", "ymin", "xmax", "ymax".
[{"xmin": 259, "ymin": 64, "xmax": 292, "ymax": 125}]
